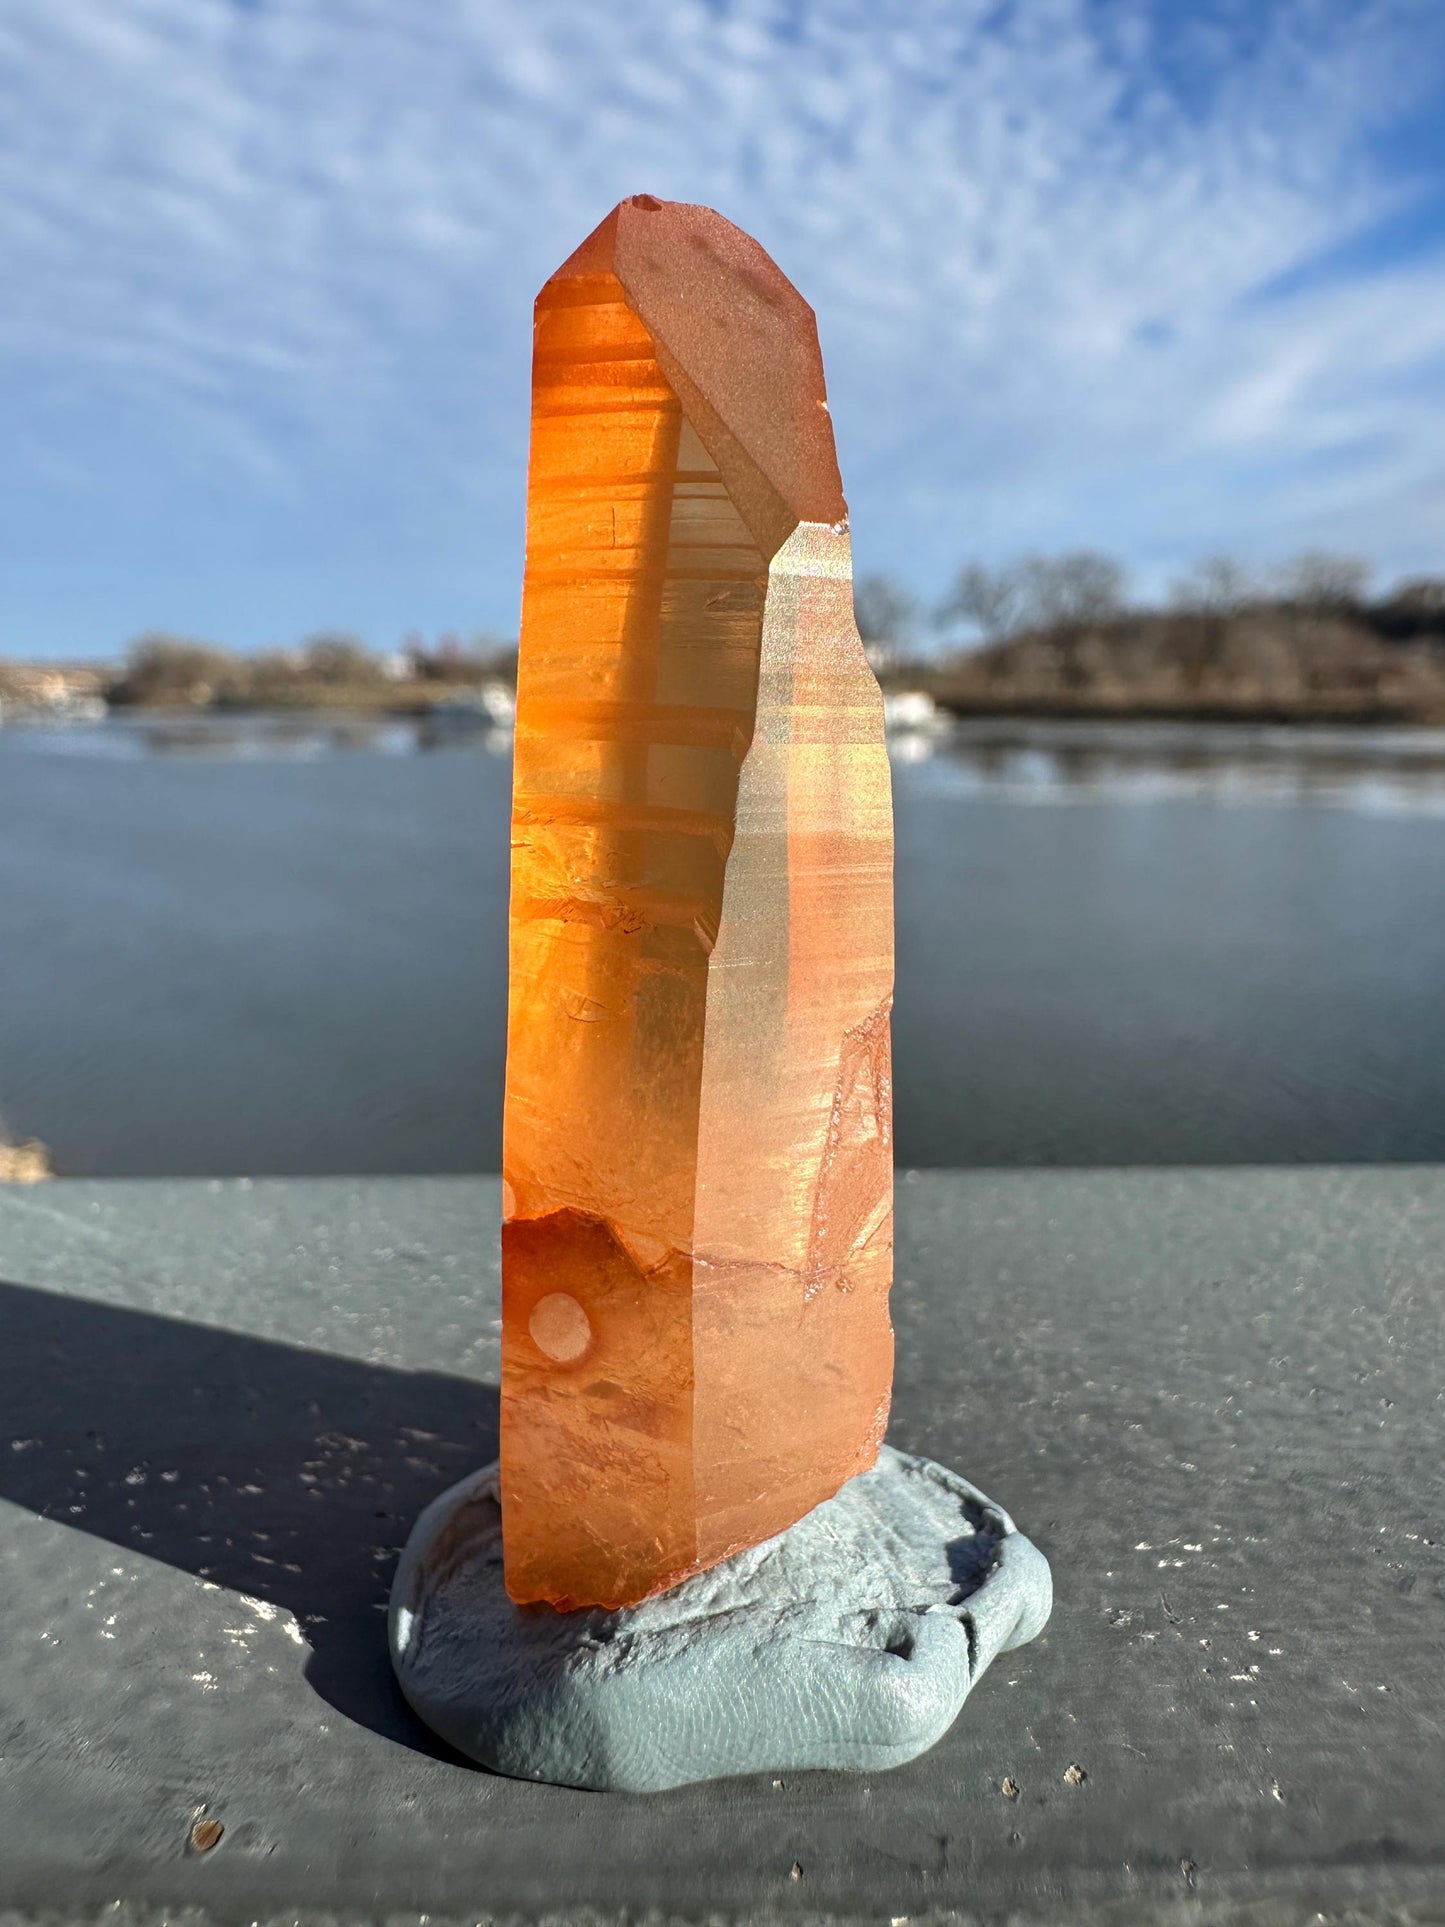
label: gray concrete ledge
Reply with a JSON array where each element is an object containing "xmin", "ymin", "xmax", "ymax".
[{"xmin": 0, "ymin": 1170, "xmax": 1442, "ymax": 1922}]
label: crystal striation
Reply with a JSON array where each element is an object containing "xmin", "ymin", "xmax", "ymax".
[{"xmin": 502, "ymin": 196, "xmax": 894, "ymax": 1611}]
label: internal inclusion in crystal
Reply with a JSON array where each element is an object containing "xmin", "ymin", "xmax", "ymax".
[{"xmin": 501, "ymin": 197, "xmax": 895, "ymax": 1611}]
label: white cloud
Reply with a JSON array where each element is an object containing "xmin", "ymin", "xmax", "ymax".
[{"xmin": 0, "ymin": 0, "xmax": 1442, "ymax": 650}]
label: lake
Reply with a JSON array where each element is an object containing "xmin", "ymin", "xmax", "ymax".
[{"xmin": 3, "ymin": 711, "xmax": 1444, "ymax": 1174}]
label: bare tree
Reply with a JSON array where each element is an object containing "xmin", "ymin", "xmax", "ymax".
[
  {"xmin": 1015, "ymin": 551, "xmax": 1128, "ymax": 630},
  {"xmin": 852, "ymin": 573, "xmax": 918, "ymax": 670},
  {"xmin": 1166, "ymin": 555, "xmax": 1254, "ymax": 691},
  {"xmin": 467, "ymin": 631, "xmax": 520, "ymax": 681},
  {"xmin": 1169, "ymin": 554, "xmax": 1254, "ymax": 617},
  {"xmin": 1384, "ymin": 577, "xmax": 1445, "ymax": 617},
  {"xmin": 935, "ymin": 562, "xmax": 1023, "ymax": 643},
  {"xmin": 300, "ymin": 632, "xmax": 381, "ymax": 684},
  {"xmin": 936, "ymin": 553, "xmax": 1128, "ymax": 684},
  {"xmin": 408, "ymin": 630, "xmax": 518, "ymax": 684},
  {"xmin": 114, "ymin": 634, "xmax": 237, "ymax": 706},
  {"xmin": 1280, "ymin": 551, "xmax": 1371, "ymax": 610},
  {"xmin": 247, "ymin": 648, "xmax": 306, "ymax": 692}
]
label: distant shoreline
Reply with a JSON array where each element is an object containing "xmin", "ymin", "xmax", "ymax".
[
  {"xmin": 10, "ymin": 583, "xmax": 1445, "ymax": 729},
  {"xmin": 116, "ymin": 681, "xmax": 515, "ymax": 718},
  {"xmin": 6, "ymin": 686, "xmax": 1445, "ymax": 732},
  {"xmin": 919, "ymin": 693, "xmax": 1433, "ymax": 727}
]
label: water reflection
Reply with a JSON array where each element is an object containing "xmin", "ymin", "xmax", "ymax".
[
  {"xmin": 1, "ymin": 708, "xmax": 513, "ymax": 762},
  {"xmin": 5, "ymin": 705, "xmax": 1445, "ymax": 1173},
  {"xmin": 7, "ymin": 709, "xmax": 1445, "ymax": 815},
  {"xmin": 889, "ymin": 717, "xmax": 1445, "ymax": 816}
]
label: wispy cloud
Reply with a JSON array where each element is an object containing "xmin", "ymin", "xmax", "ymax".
[{"xmin": 1, "ymin": 0, "xmax": 1443, "ymax": 651}]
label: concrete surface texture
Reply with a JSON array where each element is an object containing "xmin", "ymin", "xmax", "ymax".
[
  {"xmin": 0, "ymin": 1171, "xmax": 1440, "ymax": 1924},
  {"xmin": 390, "ymin": 1446, "xmax": 1051, "ymax": 1790}
]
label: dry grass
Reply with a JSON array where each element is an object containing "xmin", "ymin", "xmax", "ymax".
[
  {"xmin": 908, "ymin": 608, "xmax": 1445, "ymax": 725},
  {"xmin": 228, "ymin": 679, "xmax": 495, "ymax": 713},
  {"xmin": 118, "ymin": 680, "xmax": 501, "ymax": 715}
]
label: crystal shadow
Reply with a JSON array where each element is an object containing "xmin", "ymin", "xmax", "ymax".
[{"xmin": 0, "ymin": 1276, "xmax": 497, "ymax": 1758}]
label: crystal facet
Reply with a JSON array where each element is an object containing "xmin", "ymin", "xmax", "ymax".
[{"xmin": 501, "ymin": 197, "xmax": 895, "ymax": 1611}]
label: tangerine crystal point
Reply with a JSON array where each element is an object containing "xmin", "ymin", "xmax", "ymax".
[{"xmin": 500, "ymin": 196, "xmax": 895, "ymax": 1612}]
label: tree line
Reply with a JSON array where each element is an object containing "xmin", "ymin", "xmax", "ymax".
[
  {"xmin": 100, "ymin": 630, "xmax": 519, "ymax": 708},
  {"xmin": 854, "ymin": 551, "xmax": 1445, "ymax": 722},
  {"xmin": 854, "ymin": 550, "xmax": 1445, "ymax": 660},
  {"xmin": 4, "ymin": 548, "xmax": 1442, "ymax": 724}
]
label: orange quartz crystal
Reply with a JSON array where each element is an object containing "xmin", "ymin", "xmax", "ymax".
[{"xmin": 501, "ymin": 196, "xmax": 895, "ymax": 1610}]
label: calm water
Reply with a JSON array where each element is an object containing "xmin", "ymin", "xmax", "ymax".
[{"xmin": 3, "ymin": 711, "xmax": 1444, "ymax": 1174}]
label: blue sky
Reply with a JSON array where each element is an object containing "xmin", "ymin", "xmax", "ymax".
[{"xmin": 3, "ymin": 0, "xmax": 1444, "ymax": 658}]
